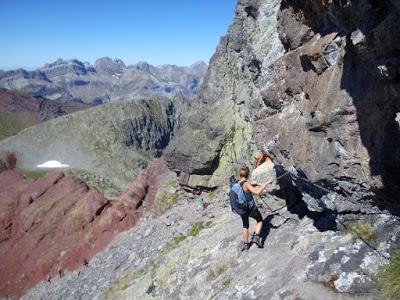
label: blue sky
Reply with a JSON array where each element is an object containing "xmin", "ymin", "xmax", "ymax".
[{"xmin": 0, "ymin": 0, "xmax": 237, "ymax": 70}]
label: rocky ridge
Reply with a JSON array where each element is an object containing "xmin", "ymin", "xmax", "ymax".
[
  {"xmin": 0, "ymin": 97, "xmax": 176, "ymax": 197},
  {"xmin": 0, "ymin": 59, "xmax": 207, "ymax": 104},
  {"xmin": 0, "ymin": 88, "xmax": 89, "ymax": 140}
]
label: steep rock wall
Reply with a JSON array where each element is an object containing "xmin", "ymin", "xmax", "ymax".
[
  {"xmin": 165, "ymin": 0, "xmax": 285, "ymax": 187},
  {"xmin": 166, "ymin": 0, "xmax": 400, "ymax": 212},
  {"xmin": 252, "ymin": 0, "xmax": 400, "ymax": 210}
]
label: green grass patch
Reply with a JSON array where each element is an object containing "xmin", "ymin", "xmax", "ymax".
[
  {"xmin": 348, "ymin": 222, "xmax": 376, "ymax": 241},
  {"xmin": 20, "ymin": 169, "xmax": 47, "ymax": 180},
  {"xmin": 378, "ymin": 251, "xmax": 400, "ymax": 299},
  {"xmin": 221, "ymin": 277, "xmax": 232, "ymax": 289},
  {"xmin": 188, "ymin": 221, "xmax": 213, "ymax": 237},
  {"xmin": 105, "ymin": 260, "xmax": 156, "ymax": 298},
  {"xmin": 164, "ymin": 235, "xmax": 187, "ymax": 253}
]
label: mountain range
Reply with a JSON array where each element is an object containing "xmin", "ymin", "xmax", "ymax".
[
  {"xmin": 1, "ymin": 0, "xmax": 400, "ymax": 299},
  {"xmin": 0, "ymin": 58, "xmax": 207, "ymax": 104}
]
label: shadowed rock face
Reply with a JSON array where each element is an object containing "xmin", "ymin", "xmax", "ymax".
[
  {"xmin": 0, "ymin": 58, "xmax": 207, "ymax": 104},
  {"xmin": 0, "ymin": 88, "xmax": 89, "ymax": 140},
  {"xmin": 0, "ymin": 159, "xmax": 176, "ymax": 298},
  {"xmin": 253, "ymin": 0, "xmax": 400, "ymax": 211}
]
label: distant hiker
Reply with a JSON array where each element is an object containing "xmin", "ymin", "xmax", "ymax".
[
  {"xmin": 230, "ymin": 165, "xmax": 271, "ymax": 251},
  {"xmin": 254, "ymin": 151, "xmax": 273, "ymax": 169}
]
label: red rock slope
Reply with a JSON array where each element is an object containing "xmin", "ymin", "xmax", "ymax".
[{"xmin": 0, "ymin": 159, "xmax": 172, "ymax": 298}]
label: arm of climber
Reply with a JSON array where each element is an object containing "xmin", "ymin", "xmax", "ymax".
[{"xmin": 244, "ymin": 180, "xmax": 271, "ymax": 196}]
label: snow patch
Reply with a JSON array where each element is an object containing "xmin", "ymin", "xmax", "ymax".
[{"xmin": 37, "ymin": 160, "xmax": 69, "ymax": 168}]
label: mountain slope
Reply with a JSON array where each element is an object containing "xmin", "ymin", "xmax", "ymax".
[
  {"xmin": 0, "ymin": 97, "xmax": 175, "ymax": 196},
  {"xmin": 0, "ymin": 59, "xmax": 207, "ymax": 104},
  {"xmin": 0, "ymin": 88, "xmax": 89, "ymax": 140}
]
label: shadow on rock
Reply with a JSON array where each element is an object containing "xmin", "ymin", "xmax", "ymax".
[{"xmin": 273, "ymin": 165, "xmax": 338, "ymax": 232}]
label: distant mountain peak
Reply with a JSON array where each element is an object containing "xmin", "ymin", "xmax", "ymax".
[
  {"xmin": 94, "ymin": 57, "xmax": 126, "ymax": 74},
  {"xmin": 0, "ymin": 58, "xmax": 208, "ymax": 104}
]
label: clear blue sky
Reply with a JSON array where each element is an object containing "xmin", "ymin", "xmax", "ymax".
[{"xmin": 0, "ymin": 0, "xmax": 237, "ymax": 70}]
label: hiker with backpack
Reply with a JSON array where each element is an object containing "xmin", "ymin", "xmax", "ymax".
[{"xmin": 230, "ymin": 165, "xmax": 271, "ymax": 251}]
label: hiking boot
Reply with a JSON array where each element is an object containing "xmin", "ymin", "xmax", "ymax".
[
  {"xmin": 240, "ymin": 242, "xmax": 250, "ymax": 252},
  {"xmin": 252, "ymin": 234, "xmax": 263, "ymax": 248}
]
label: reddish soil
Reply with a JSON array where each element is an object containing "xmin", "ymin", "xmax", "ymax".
[{"xmin": 0, "ymin": 159, "xmax": 172, "ymax": 298}]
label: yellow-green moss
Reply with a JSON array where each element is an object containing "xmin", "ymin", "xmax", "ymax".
[
  {"xmin": 348, "ymin": 222, "xmax": 376, "ymax": 241},
  {"xmin": 221, "ymin": 277, "xmax": 232, "ymax": 289},
  {"xmin": 188, "ymin": 221, "xmax": 213, "ymax": 237},
  {"xmin": 105, "ymin": 260, "xmax": 156, "ymax": 297},
  {"xmin": 164, "ymin": 235, "xmax": 187, "ymax": 253},
  {"xmin": 378, "ymin": 251, "xmax": 400, "ymax": 299},
  {"xmin": 153, "ymin": 178, "xmax": 182, "ymax": 214},
  {"xmin": 48, "ymin": 228, "xmax": 56, "ymax": 238}
]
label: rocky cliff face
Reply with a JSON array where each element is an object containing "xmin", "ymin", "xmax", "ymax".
[
  {"xmin": 166, "ymin": 0, "xmax": 400, "ymax": 209},
  {"xmin": 165, "ymin": 0, "xmax": 285, "ymax": 188},
  {"xmin": 0, "ymin": 89, "xmax": 89, "ymax": 140},
  {"xmin": 253, "ymin": 0, "xmax": 400, "ymax": 212},
  {"xmin": 0, "ymin": 58, "xmax": 207, "ymax": 104},
  {"xmin": 0, "ymin": 97, "xmax": 175, "ymax": 196}
]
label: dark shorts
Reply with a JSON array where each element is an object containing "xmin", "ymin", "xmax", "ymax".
[{"xmin": 240, "ymin": 206, "xmax": 263, "ymax": 229}]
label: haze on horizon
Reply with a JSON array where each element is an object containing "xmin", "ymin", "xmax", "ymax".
[{"xmin": 0, "ymin": 0, "xmax": 237, "ymax": 70}]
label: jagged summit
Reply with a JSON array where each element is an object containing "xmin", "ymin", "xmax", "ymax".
[{"xmin": 0, "ymin": 58, "xmax": 207, "ymax": 104}]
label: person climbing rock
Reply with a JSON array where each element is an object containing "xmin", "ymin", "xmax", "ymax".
[{"xmin": 230, "ymin": 165, "xmax": 271, "ymax": 251}]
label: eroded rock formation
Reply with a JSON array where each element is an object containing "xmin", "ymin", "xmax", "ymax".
[{"xmin": 0, "ymin": 158, "xmax": 177, "ymax": 298}]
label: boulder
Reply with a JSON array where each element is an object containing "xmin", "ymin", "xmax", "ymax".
[{"xmin": 249, "ymin": 160, "xmax": 279, "ymax": 193}]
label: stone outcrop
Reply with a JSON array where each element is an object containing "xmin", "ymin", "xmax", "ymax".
[
  {"xmin": 165, "ymin": 0, "xmax": 285, "ymax": 188},
  {"xmin": 253, "ymin": 0, "xmax": 400, "ymax": 212},
  {"xmin": 0, "ymin": 97, "xmax": 176, "ymax": 196},
  {"xmin": 0, "ymin": 88, "xmax": 89, "ymax": 140},
  {"xmin": 0, "ymin": 59, "xmax": 207, "ymax": 104}
]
